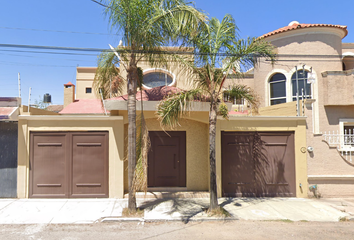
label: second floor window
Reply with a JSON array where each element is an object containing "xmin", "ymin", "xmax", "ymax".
[
  {"xmin": 269, "ymin": 73, "xmax": 286, "ymax": 105},
  {"xmin": 292, "ymin": 70, "xmax": 311, "ymax": 101}
]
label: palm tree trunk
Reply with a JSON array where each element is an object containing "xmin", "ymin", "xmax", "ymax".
[
  {"xmin": 209, "ymin": 98, "xmax": 218, "ymax": 210},
  {"xmin": 127, "ymin": 58, "xmax": 138, "ymax": 211}
]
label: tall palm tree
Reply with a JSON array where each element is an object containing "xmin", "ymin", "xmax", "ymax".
[
  {"xmin": 157, "ymin": 14, "xmax": 275, "ymax": 210},
  {"xmin": 93, "ymin": 0, "xmax": 206, "ymax": 212}
]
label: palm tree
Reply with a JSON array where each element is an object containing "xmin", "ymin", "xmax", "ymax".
[
  {"xmin": 157, "ymin": 14, "xmax": 275, "ymax": 210},
  {"xmin": 93, "ymin": 0, "xmax": 206, "ymax": 212}
]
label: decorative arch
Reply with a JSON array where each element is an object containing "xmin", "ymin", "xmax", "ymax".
[
  {"xmin": 268, "ymin": 73, "xmax": 287, "ymax": 105},
  {"xmin": 342, "ymin": 52, "xmax": 354, "ymax": 71},
  {"xmin": 264, "ymin": 69, "xmax": 289, "ymax": 106},
  {"xmin": 142, "ymin": 68, "xmax": 176, "ymax": 89},
  {"xmin": 288, "ymin": 65, "xmax": 317, "ymax": 101}
]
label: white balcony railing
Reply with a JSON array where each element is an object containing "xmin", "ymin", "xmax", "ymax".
[{"xmin": 322, "ymin": 129, "xmax": 354, "ymax": 163}]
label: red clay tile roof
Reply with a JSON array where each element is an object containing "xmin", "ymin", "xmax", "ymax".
[
  {"xmin": 0, "ymin": 107, "xmax": 17, "ymax": 119},
  {"xmin": 60, "ymin": 99, "xmax": 108, "ymax": 114},
  {"xmin": 64, "ymin": 81, "xmax": 75, "ymax": 86},
  {"xmin": 108, "ymin": 86, "xmax": 182, "ymax": 101},
  {"xmin": 260, "ymin": 21, "xmax": 348, "ymax": 39}
]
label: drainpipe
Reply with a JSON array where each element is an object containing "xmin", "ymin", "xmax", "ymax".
[
  {"xmin": 303, "ymin": 65, "xmax": 307, "ymax": 99},
  {"xmin": 296, "ymin": 66, "xmax": 300, "ymax": 116}
]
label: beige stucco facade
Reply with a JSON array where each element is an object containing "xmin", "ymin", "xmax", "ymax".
[
  {"xmin": 248, "ymin": 22, "xmax": 354, "ymax": 197},
  {"xmin": 17, "ymin": 101, "xmax": 307, "ymax": 198},
  {"xmin": 17, "ymin": 112, "xmax": 125, "ymax": 198},
  {"xmin": 17, "ymin": 21, "xmax": 354, "ymax": 199}
]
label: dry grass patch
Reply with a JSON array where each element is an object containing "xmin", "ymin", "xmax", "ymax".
[
  {"xmin": 122, "ymin": 208, "xmax": 144, "ymax": 218},
  {"xmin": 206, "ymin": 207, "xmax": 231, "ymax": 218}
]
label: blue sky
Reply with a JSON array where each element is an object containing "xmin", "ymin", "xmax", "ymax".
[{"xmin": 0, "ymin": 0, "xmax": 352, "ymax": 105}]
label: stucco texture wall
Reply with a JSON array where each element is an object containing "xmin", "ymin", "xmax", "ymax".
[
  {"xmin": 254, "ymin": 31, "xmax": 343, "ymax": 108},
  {"xmin": 306, "ymin": 105, "xmax": 354, "ymax": 197},
  {"xmin": 123, "ymin": 117, "xmax": 209, "ymax": 193}
]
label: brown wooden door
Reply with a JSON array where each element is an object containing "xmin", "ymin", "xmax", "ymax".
[
  {"xmin": 29, "ymin": 132, "xmax": 108, "ymax": 198},
  {"xmin": 257, "ymin": 132, "xmax": 296, "ymax": 197},
  {"xmin": 30, "ymin": 133, "xmax": 68, "ymax": 198},
  {"xmin": 148, "ymin": 131, "xmax": 186, "ymax": 187},
  {"xmin": 222, "ymin": 133, "xmax": 255, "ymax": 197},
  {"xmin": 222, "ymin": 131, "xmax": 296, "ymax": 197},
  {"xmin": 71, "ymin": 133, "xmax": 108, "ymax": 198}
]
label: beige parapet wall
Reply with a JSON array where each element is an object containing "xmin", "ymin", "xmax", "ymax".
[
  {"xmin": 21, "ymin": 106, "xmax": 59, "ymax": 115},
  {"xmin": 258, "ymin": 101, "xmax": 298, "ymax": 117},
  {"xmin": 17, "ymin": 115, "xmax": 124, "ymax": 198}
]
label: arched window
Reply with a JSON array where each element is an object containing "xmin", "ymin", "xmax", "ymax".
[
  {"xmin": 142, "ymin": 69, "xmax": 175, "ymax": 89},
  {"xmin": 269, "ymin": 73, "xmax": 286, "ymax": 105},
  {"xmin": 291, "ymin": 70, "xmax": 311, "ymax": 101}
]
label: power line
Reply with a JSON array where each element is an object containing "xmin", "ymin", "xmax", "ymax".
[
  {"xmin": 0, "ymin": 26, "xmax": 119, "ymax": 36},
  {"xmin": 0, "ymin": 43, "xmax": 348, "ymax": 58},
  {"xmin": 0, "ymin": 49, "xmax": 99, "ymax": 56},
  {"xmin": 0, "ymin": 60, "xmax": 76, "ymax": 68},
  {"xmin": 0, "ymin": 44, "xmax": 107, "ymax": 52},
  {"xmin": 0, "ymin": 51, "xmax": 97, "ymax": 62}
]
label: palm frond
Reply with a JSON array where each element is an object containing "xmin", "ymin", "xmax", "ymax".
[
  {"xmin": 224, "ymin": 84, "xmax": 260, "ymax": 113},
  {"xmin": 157, "ymin": 89, "xmax": 204, "ymax": 128},
  {"xmin": 93, "ymin": 51, "xmax": 125, "ymax": 99}
]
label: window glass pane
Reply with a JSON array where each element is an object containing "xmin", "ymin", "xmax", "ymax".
[
  {"xmin": 269, "ymin": 73, "xmax": 286, "ymax": 106},
  {"xmin": 291, "ymin": 71, "xmax": 311, "ymax": 98},
  {"xmin": 270, "ymin": 81, "xmax": 286, "ymax": 98},
  {"xmin": 86, "ymin": 88, "xmax": 92, "ymax": 93},
  {"xmin": 143, "ymin": 72, "xmax": 173, "ymax": 88},
  {"xmin": 270, "ymin": 73, "xmax": 286, "ymax": 82},
  {"xmin": 344, "ymin": 126, "xmax": 354, "ymax": 146}
]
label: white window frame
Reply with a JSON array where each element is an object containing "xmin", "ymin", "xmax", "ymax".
[
  {"xmin": 268, "ymin": 72, "xmax": 287, "ymax": 106},
  {"xmin": 339, "ymin": 119, "xmax": 354, "ymax": 151},
  {"xmin": 290, "ymin": 70, "xmax": 313, "ymax": 101}
]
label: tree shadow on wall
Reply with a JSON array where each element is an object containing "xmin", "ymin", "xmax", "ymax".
[{"xmin": 253, "ymin": 133, "xmax": 291, "ymax": 197}]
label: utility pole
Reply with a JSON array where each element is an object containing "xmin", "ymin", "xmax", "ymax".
[
  {"xmin": 18, "ymin": 73, "xmax": 21, "ymax": 98},
  {"xmin": 28, "ymin": 87, "xmax": 31, "ymax": 113},
  {"xmin": 295, "ymin": 66, "xmax": 300, "ymax": 116}
]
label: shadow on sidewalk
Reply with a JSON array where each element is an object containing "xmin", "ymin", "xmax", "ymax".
[{"xmin": 138, "ymin": 194, "xmax": 246, "ymax": 223}]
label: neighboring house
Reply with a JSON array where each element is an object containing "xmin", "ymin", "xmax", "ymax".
[
  {"xmin": 46, "ymin": 105, "xmax": 63, "ymax": 113},
  {"xmin": 0, "ymin": 97, "xmax": 20, "ymax": 198},
  {"xmin": 228, "ymin": 20, "xmax": 353, "ymax": 197},
  {"xmin": 18, "ymin": 20, "xmax": 354, "ymax": 199}
]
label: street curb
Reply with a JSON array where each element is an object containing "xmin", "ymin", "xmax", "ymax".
[{"xmin": 100, "ymin": 217, "xmax": 239, "ymax": 223}]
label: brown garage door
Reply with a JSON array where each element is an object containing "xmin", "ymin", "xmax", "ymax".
[
  {"xmin": 222, "ymin": 131, "xmax": 295, "ymax": 197},
  {"xmin": 29, "ymin": 132, "xmax": 108, "ymax": 198},
  {"xmin": 148, "ymin": 131, "xmax": 186, "ymax": 187}
]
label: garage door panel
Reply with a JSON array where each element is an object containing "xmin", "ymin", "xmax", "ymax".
[
  {"xmin": 222, "ymin": 133, "xmax": 256, "ymax": 197},
  {"xmin": 30, "ymin": 134, "xmax": 68, "ymax": 198},
  {"xmin": 259, "ymin": 133, "xmax": 295, "ymax": 197},
  {"xmin": 30, "ymin": 132, "xmax": 108, "ymax": 198},
  {"xmin": 71, "ymin": 133, "xmax": 108, "ymax": 197},
  {"xmin": 222, "ymin": 132, "xmax": 296, "ymax": 197}
]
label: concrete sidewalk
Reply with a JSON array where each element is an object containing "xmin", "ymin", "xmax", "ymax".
[{"xmin": 0, "ymin": 197, "xmax": 353, "ymax": 224}]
